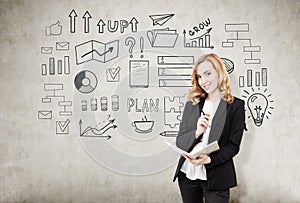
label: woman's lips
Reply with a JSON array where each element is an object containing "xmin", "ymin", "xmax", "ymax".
[{"xmin": 202, "ymin": 83, "xmax": 210, "ymax": 90}]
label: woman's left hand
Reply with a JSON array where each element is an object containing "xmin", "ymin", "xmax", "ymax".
[{"xmin": 182, "ymin": 154, "xmax": 211, "ymax": 166}]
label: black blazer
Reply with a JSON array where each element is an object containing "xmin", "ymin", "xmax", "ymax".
[{"xmin": 173, "ymin": 97, "xmax": 245, "ymax": 190}]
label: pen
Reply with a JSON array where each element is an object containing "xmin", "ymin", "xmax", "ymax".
[
  {"xmin": 201, "ymin": 110, "xmax": 208, "ymax": 116},
  {"xmin": 159, "ymin": 131, "xmax": 178, "ymax": 137},
  {"xmin": 201, "ymin": 110, "xmax": 211, "ymax": 127}
]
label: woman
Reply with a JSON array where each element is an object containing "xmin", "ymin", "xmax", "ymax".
[{"xmin": 173, "ymin": 53, "xmax": 245, "ymax": 203}]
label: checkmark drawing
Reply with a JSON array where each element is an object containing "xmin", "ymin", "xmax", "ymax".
[{"xmin": 107, "ymin": 66, "xmax": 121, "ymax": 82}]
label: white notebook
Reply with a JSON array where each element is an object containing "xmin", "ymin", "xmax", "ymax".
[{"xmin": 165, "ymin": 140, "xmax": 220, "ymax": 160}]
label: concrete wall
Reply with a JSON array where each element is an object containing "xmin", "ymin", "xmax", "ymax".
[{"xmin": 1, "ymin": 0, "xmax": 300, "ymax": 202}]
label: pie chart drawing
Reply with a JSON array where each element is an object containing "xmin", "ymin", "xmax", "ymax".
[{"xmin": 74, "ymin": 70, "xmax": 98, "ymax": 94}]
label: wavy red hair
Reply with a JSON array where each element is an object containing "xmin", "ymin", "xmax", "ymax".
[{"xmin": 187, "ymin": 53, "xmax": 234, "ymax": 104}]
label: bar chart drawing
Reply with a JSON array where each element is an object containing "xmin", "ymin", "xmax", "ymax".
[
  {"xmin": 222, "ymin": 23, "xmax": 261, "ymax": 64},
  {"xmin": 239, "ymin": 68, "xmax": 268, "ymax": 88},
  {"xmin": 41, "ymin": 56, "xmax": 70, "ymax": 76},
  {"xmin": 183, "ymin": 28, "xmax": 214, "ymax": 49}
]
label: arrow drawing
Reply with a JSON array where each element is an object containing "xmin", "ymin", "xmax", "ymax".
[
  {"xmin": 81, "ymin": 47, "xmax": 113, "ymax": 58},
  {"xmin": 79, "ymin": 119, "xmax": 117, "ymax": 139},
  {"xmin": 69, "ymin": 9, "xmax": 77, "ymax": 33},
  {"xmin": 130, "ymin": 17, "xmax": 138, "ymax": 32},
  {"xmin": 190, "ymin": 28, "xmax": 212, "ymax": 40},
  {"xmin": 97, "ymin": 19, "xmax": 105, "ymax": 33},
  {"xmin": 83, "ymin": 11, "xmax": 92, "ymax": 33}
]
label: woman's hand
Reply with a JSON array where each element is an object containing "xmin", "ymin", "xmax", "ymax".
[
  {"xmin": 182, "ymin": 154, "xmax": 211, "ymax": 166},
  {"xmin": 195, "ymin": 113, "xmax": 210, "ymax": 138}
]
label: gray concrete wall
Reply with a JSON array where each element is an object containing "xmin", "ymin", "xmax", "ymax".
[{"xmin": 1, "ymin": 0, "xmax": 300, "ymax": 202}]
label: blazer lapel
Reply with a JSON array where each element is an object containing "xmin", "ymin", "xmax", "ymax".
[
  {"xmin": 208, "ymin": 99, "xmax": 227, "ymax": 144},
  {"xmin": 190, "ymin": 99, "xmax": 202, "ymax": 129}
]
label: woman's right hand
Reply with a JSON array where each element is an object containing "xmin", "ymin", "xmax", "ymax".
[{"xmin": 195, "ymin": 113, "xmax": 210, "ymax": 138}]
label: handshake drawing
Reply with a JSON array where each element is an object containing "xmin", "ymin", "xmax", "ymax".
[{"xmin": 46, "ymin": 21, "xmax": 62, "ymax": 36}]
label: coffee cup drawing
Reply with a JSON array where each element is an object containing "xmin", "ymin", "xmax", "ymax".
[{"xmin": 132, "ymin": 116, "xmax": 154, "ymax": 133}]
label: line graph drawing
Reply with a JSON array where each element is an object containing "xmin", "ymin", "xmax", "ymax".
[
  {"xmin": 79, "ymin": 118, "xmax": 117, "ymax": 139},
  {"xmin": 222, "ymin": 23, "xmax": 261, "ymax": 64}
]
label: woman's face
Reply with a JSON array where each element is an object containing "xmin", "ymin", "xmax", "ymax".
[{"xmin": 196, "ymin": 60, "xmax": 219, "ymax": 94}]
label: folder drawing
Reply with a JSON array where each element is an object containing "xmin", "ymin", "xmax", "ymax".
[{"xmin": 147, "ymin": 28, "xmax": 178, "ymax": 48}]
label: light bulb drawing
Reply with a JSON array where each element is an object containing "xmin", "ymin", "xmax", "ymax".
[
  {"xmin": 247, "ymin": 93, "xmax": 267, "ymax": 127},
  {"xmin": 243, "ymin": 88, "xmax": 274, "ymax": 127}
]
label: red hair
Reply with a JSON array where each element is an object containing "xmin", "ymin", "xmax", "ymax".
[{"xmin": 187, "ymin": 53, "xmax": 234, "ymax": 104}]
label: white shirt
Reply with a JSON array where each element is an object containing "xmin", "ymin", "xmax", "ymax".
[{"xmin": 180, "ymin": 99, "xmax": 220, "ymax": 180}]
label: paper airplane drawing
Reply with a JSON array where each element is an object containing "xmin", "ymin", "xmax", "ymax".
[{"xmin": 149, "ymin": 14, "xmax": 175, "ymax": 26}]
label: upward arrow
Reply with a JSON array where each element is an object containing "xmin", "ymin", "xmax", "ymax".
[
  {"xmin": 190, "ymin": 28, "xmax": 213, "ymax": 40},
  {"xmin": 183, "ymin": 30, "xmax": 187, "ymax": 47},
  {"xmin": 83, "ymin": 11, "xmax": 92, "ymax": 33},
  {"xmin": 97, "ymin": 19, "xmax": 106, "ymax": 33},
  {"xmin": 130, "ymin": 17, "xmax": 138, "ymax": 32},
  {"xmin": 69, "ymin": 9, "xmax": 77, "ymax": 33}
]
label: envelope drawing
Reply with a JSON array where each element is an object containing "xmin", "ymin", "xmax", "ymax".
[
  {"xmin": 56, "ymin": 42, "xmax": 70, "ymax": 51},
  {"xmin": 38, "ymin": 110, "xmax": 52, "ymax": 119},
  {"xmin": 56, "ymin": 119, "xmax": 70, "ymax": 134},
  {"xmin": 41, "ymin": 47, "xmax": 53, "ymax": 54},
  {"xmin": 106, "ymin": 66, "xmax": 121, "ymax": 82},
  {"xmin": 147, "ymin": 28, "xmax": 178, "ymax": 48}
]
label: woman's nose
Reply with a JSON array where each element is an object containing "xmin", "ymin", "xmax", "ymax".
[{"xmin": 200, "ymin": 77, "xmax": 207, "ymax": 83}]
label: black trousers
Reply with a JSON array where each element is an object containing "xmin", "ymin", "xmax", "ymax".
[{"xmin": 178, "ymin": 171, "xmax": 229, "ymax": 203}]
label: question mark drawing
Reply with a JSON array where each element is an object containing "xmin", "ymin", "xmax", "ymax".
[{"xmin": 125, "ymin": 37, "xmax": 136, "ymax": 58}]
